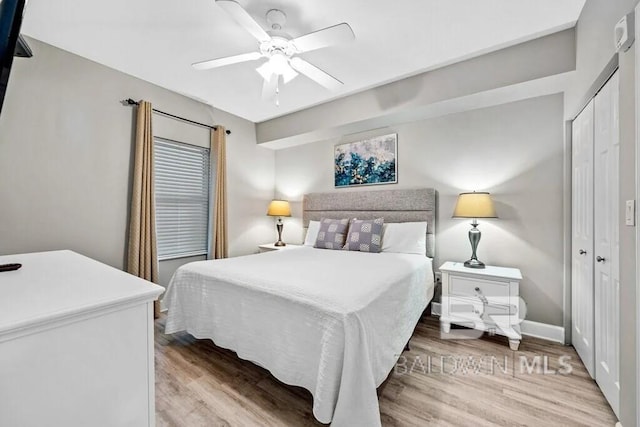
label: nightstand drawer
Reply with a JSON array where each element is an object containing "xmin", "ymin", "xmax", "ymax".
[
  {"xmin": 449, "ymin": 275, "xmax": 508, "ymax": 298},
  {"xmin": 448, "ymin": 296, "xmax": 515, "ymax": 317}
]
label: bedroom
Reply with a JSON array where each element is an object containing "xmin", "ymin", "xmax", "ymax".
[{"xmin": 0, "ymin": 0, "xmax": 638, "ymax": 426}]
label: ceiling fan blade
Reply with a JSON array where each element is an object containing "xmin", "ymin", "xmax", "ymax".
[
  {"xmin": 291, "ymin": 23, "xmax": 355, "ymax": 53},
  {"xmin": 216, "ymin": 0, "xmax": 270, "ymax": 42},
  {"xmin": 289, "ymin": 57, "xmax": 343, "ymax": 91},
  {"xmin": 192, "ymin": 51, "xmax": 262, "ymax": 70},
  {"xmin": 262, "ymin": 73, "xmax": 279, "ymax": 101}
]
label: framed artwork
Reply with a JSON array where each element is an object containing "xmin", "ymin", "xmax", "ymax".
[{"xmin": 334, "ymin": 133, "xmax": 397, "ymax": 188}]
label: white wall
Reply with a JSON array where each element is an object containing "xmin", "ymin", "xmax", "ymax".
[
  {"xmin": 275, "ymin": 94, "xmax": 565, "ymax": 327},
  {"xmin": 0, "ymin": 38, "xmax": 275, "ymax": 281}
]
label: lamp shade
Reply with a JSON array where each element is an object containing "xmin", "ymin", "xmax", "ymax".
[
  {"xmin": 266, "ymin": 200, "xmax": 291, "ymax": 217},
  {"xmin": 452, "ymin": 192, "xmax": 497, "ymax": 218}
]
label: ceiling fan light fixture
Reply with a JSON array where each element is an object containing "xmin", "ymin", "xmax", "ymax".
[
  {"xmin": 256, "ymin": 52, "xmax": 298, "ymax": 83},
  {"xmin": 269, "ymin": 52, "xmax": 290, "ymax": 75},
  {"xmin": 256, "ymin": 61, "xmax": 273, "ymax": 81},
  {"xmin": 280, "ymin": 65, "xmax": 298, "ymax": 83}
]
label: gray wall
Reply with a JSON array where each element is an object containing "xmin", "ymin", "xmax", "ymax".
[
  {"xmin": 0, "ymin": 38, "xmax": 275, "ymax": 282},
  {"xmin": 275, "ymin": 94, "xmax": 565, "ymax": 327},
  {"xmin": 566, "ymin": 1, "xmax": 639, "ymax": 426}
]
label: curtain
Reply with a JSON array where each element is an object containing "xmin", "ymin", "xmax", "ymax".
[
  {"xmin": 209, "ymin": 126, "xmax": 228, "ymax": 259},
  {"xmin": 126, "ymin": 100, "xmax": 160, "ymax": 317}
]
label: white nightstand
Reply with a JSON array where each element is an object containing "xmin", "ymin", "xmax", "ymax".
[
  {"xmin": 439, "ymin": 261, "xmax": 523, "ymax": 350},
  {"xmin": 258, "ymin": 243, "xmax": 302, "ymax": 253}
]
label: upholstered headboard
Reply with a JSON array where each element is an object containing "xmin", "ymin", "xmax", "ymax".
[{"xmin": 302, "ymin": 188, "xmax": 437, "ymax": 258}]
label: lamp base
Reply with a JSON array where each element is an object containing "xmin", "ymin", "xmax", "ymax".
[
  {"xmin": 464, "ymin": 259, "xmax": 485, "ymax": 269},
  {"xmin": 274, "ymin": 219, "xmax": 286, "ymax": 247},
  {"xmin": 464, "ymin": 220, "xmax": 485, "ymax": 269}
]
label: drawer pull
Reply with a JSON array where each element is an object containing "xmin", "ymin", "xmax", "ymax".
[{"xmin": 474, "ymin": 287, "xmax": 489, "ymax": 305}]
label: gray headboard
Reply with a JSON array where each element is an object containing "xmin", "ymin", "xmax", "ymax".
[{"xmin": 302, "ymin": 188, "xmax": 437, "ymax": 258}]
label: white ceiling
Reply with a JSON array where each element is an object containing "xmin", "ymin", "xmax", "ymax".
[{"xmin": 21, "ymin": 0, "xmax": 585, "ymax": 123}]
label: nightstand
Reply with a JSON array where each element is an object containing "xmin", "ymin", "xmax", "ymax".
[
  {"xmin": 439, "ymin": 261, "xmax": 523, "ymax": 350},
  {"xmin": 258, "ymin": 243, "xmax": 302, "ymax": 253}
]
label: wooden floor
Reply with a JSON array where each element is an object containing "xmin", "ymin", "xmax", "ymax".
[{"xmin": 155, "ymin": 315, "xmax": 617, "ymax": 426}]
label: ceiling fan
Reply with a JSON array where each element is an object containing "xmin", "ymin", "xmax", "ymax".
[{"xmin": 193, "ymin": 0, "xmax": 355, "ymax": 104}]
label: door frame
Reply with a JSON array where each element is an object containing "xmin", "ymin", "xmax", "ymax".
[
  {"xmin": 635, "ymin": 5, "xmax": 640, "ymax": 426},
  {"xmin": 563, "ymin": 120, "xmax": 572, "ymax": 345}
]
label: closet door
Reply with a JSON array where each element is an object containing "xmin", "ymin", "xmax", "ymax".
[
  {"xmin": 571, "ymin": 99, "xmax": 595, "ymax": 377},
  {"xmin": 593, "ymin": 71, "xmax": 620, "ymax": 417}
]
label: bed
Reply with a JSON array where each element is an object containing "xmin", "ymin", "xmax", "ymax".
[{"xmin": 163, "ymin": 188, "xmax": 437, "ymax": 426}]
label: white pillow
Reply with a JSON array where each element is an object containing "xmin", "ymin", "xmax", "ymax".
[
  {"xmin": 303, "ymin": 220, "xmax": 321, "ymax": 246},
  {"xmin": 381, "ymin": 222, "xmax": 427, "ymax": 255}
]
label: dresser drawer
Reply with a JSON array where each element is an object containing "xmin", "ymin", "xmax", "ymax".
[{"xmin": 449, "ymin": 275, "xmax": 509, "ymax": 298}]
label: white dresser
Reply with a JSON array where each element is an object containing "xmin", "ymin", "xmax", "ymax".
[
  {"xmin": 0, "ymin": 250, "xmax": 164, "ymax": 427},
  {"xmin": 439, "ymin": 261, "xmax": 523, "ymax": 350}
]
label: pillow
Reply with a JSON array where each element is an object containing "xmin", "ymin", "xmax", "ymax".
[
  {"xmin": 343, "ymin": 218, "xmax": 384, "ymax": 253},
  {"xmin": 381, "ymin": 222, "xmax": 427, "ymax": 255},
  {"xmin": 314, "ymin": 218, "xmax": 350, "ymax": 250},
  {"xmin": 303, "ymin": 220, "xmax": 321, "ymax": 246}
]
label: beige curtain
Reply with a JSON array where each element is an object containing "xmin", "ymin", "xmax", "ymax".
[
  {"xmin": 126, "ymin": 100, "xmax": 160, "ymax": 316},
  {"xmin": 209, "ymin": 126, "xmax": 228, "ymax": 259}
]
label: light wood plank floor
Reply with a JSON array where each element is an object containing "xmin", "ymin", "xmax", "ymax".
[{"xmin": 155, "ymin": 315, "xmax": 617, "ymax": 426}]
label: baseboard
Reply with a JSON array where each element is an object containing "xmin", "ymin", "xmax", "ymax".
[{"xmin": 521, "ymin": 320, "xmax": 565, "ymax": 344}]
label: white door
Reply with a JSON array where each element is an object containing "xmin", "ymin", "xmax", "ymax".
[
  {"xmin": 572, "ymin": 99, "xmax": 595, "ymax": 377},
  {"xmin": 593, "ymin": 71, "xmax": 620, "ymax": 417}
]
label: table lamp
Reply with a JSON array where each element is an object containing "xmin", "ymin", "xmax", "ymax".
[
  {"xmin": 267, "ymin": 199, "xmax": 291, "ymax": 246},
  {"xmin": 452, "ymin": 192, "xmax": 497, "ymax": 269}
]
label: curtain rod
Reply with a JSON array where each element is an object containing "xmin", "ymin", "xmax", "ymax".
[{"xmin": 123, "ymin": 98, "xmax": 231, "ymax": 135}]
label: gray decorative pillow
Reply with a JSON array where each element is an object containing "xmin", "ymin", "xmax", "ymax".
[
  {"xmin": 343, "ymin": 218, "xmax": 384, "ymax": 253},
  {"xmin": 314, "ymin": 218, "xmax": 350, "ymax": 250}
]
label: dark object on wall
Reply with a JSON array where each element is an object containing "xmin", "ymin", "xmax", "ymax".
[
  {"xmin": 0, "ymin": 0, "xmax": 29, "ymax": 114},
  {"xmin": 0, "ymin": 263, "xmax": 21, "ymax": 272},
  {"xmin": 14, "ymin": 34, "xmax": 32, "ymax": 58}
]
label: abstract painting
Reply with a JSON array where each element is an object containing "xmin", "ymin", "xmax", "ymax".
[{"xmin": 334, "ymin": 133, "xmax": 397, "ymax": 187}]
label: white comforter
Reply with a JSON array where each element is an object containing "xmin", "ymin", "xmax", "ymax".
[{"xmin": 163, "ymin": 247, "xmax": 433, "ymax": 426}]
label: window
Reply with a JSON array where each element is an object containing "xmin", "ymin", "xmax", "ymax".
[{"xmin": 154, "ymin": 138, "xmax": 210, "ymax": 260}]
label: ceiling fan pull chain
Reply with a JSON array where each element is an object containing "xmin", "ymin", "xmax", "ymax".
[{"xmin": 275, "ymin": 79, "xmax": 280, "ymax": 107}]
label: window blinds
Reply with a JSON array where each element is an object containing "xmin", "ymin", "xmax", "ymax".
[{"xmin": 154, "ymin": 138, "xmax": 210, "ymax": 260}]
